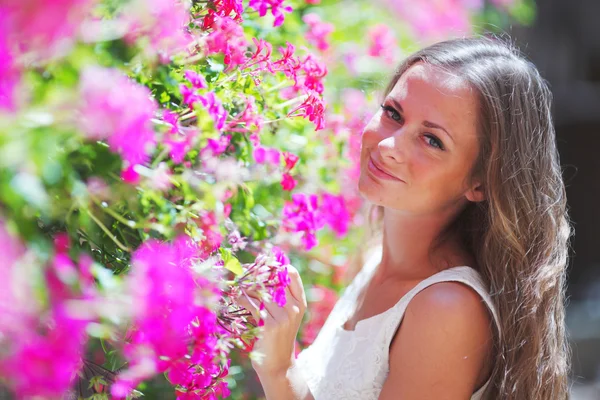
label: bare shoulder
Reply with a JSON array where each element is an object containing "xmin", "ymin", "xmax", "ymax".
[{"xmin": 378, "ymin": 281, "xmax": 494, "ymax": 400}]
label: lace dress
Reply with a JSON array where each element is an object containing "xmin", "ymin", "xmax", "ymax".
[{"xmin": 295, "ymin": 246, "xmax": 500, "ymax": 400}]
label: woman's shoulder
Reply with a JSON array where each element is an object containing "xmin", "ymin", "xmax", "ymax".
[{"xmin": 383, "ymin": 279, "xmax": 495, "ymax": 398}]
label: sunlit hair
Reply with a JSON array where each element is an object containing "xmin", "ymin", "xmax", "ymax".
[{"xmin": 369, "ymin": 36, "xmax": 573, "ymax": 399}]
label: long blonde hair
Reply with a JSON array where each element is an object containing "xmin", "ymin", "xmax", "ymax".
[{"xmin": 368, "ymin": 36, "xmax": 573, "ymax": 399}]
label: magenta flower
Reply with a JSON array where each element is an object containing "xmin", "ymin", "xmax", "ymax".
[
  {"xmin": 302, "ymin": 13, "xmax": 334, "ymax": 52},
  {"xmin": 200, "ymin": 92, "xmax": 228, "ymax": 131},
  {"xmin": 201, "ymin": 134, "xmax": 232, "ymax": 160},
  {"xmin": 184, "ymin": 70, "xmax": 208, "ymax": 89},
  {"xmin": 79, "ymin": 66, "xmax": 158, "ymax": 171},
  {"xmin": 282, "ymin": 193, "xmax": 325, "ymax": 250},
  {"xmin": 205, "ymin": 15, "xmax": 248, "ymax": 67},
  {"xmin": 122, "ymin": 0, "xmax": 192, "ymax": 61},
  {"xmin": 283, "ymin": 151, "xmax": 299, "ymax": 171},
  {"xmin": 253, "ymin": 146, "xmax": 280, "ymax": 166},
  {"xmin": 115, "ymin": 237, "xmax": 222, "ymax": 397},
  {"xmin": 367, "ymin": 24, "xmax": 398, "ymax": 64},
  {"xmin": 281, "ymin": 173, "xmax": 297, "ymax": 191},
  {"xmin": 162, "ymin": 110, "xmax": 198, "ymax": 163},
  {"xmin": 320, "ymin": 192, "xmax": 350, "ymax": 238},
  {"xmin": 202, "ymin": 0, "xmax": 244, "ymax": 29},
  {"xmin": 1, "ymin": 0, "xmax": 96, "ymax": 56},
  {"xmin": 299, "ymin": 54, "xmax": 327, "ymax": 94},
  {"xmin": 248, "ymin": 0, "xmax": 293, "ymax": 27},
  {"xmin": 0, "ymin": 13, "xmax": 20, "ymax": 111},
  {"xmin": 0, "ymin": 309, "xmax": 87, "ymax": 399},
  {"xmin": 288, "ymin": 90, "xmax": 326, "ymax": 131},
  {"xmin": 226, "ymin": 95, "xmax": 264, "ymax": 133}
]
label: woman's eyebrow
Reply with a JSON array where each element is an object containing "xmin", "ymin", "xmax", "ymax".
[
  {"xmin": 388, "ymin": 97, "xmax": 454, "ymax": 143},
  {"xmin": 423, "ymin": 121, "xmax": 454, "ymax": 143}
]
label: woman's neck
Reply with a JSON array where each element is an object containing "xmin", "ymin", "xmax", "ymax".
[{"xmin": 375, "ymin": 207, "xmax": 470, "ymax": 283}]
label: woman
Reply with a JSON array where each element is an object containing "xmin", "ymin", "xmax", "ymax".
[{"xmin": 238, "ymin": 36, "xmax": 572, "ymax": 400}]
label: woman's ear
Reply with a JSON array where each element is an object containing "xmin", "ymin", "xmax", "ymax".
[{"xmin": 465, "ymin": 181, "xmax": 486, "ymax": 203}]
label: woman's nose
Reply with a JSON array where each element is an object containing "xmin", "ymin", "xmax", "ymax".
[{"xmin": 377, "ymin": 129, "xmax": 406, "ymax": 164}]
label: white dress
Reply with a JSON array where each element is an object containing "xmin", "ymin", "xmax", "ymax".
[{"xmin": 295, "ymin": 245, "xmax": 501, "ymax": 400}]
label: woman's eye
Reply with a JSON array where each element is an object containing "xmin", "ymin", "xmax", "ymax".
[
  {"xmin": 380, "ymin": 104, "xmax": 402, "ymax": 122},
  {"xmin": 424, "ymin": 134, "xmax": 444, "ymax": 150}
]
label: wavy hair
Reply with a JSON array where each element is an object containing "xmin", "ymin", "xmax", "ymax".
[{"xmin": 372, "ymin": 36, "xmax": 573, "ymax": 399}]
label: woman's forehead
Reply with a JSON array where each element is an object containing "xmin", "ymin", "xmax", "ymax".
[{"xmin": 390, "ymin": 63, "xmax": 473, "ymax": 101}]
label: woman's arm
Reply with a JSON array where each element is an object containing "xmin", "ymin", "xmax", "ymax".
[
  {"xmin": 378, "ymin": 282, "xmax": 494, "ymax": 400},
  {"xmin": 256, "ymin": 361, "xmax": 316, "ymax": 400}
]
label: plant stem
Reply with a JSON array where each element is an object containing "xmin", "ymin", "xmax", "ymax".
[{"xmin": 87, "ymin": 210, "xmax": 131, "ymax": 252}]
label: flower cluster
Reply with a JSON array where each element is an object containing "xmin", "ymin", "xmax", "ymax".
[{"xmin": 0, "ymin": 0, "xmax": 514, "ymax": 397}]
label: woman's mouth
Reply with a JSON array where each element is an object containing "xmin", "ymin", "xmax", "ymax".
[{"xmin": 367, "ymin": 156, "xmax": 404, "ymax": 182}]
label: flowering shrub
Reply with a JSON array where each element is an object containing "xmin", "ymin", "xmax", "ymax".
[{"xmin": 0, "ymin": 0, "xmax": 530, "ymax": 398}]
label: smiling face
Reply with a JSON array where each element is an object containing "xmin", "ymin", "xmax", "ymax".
[{"xmin": 359, "ymin": 63, "xmax": 484, "ymax": 215}]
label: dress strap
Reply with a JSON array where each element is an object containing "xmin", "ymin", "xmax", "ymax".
[{"xmin": 390, "ymin": 266, "xmax": 502, "ymax": 340}]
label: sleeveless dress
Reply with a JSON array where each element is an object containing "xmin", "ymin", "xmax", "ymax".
[{"xmin": 294, "ymin": 245, "xmax": 501, "ymax": 400}]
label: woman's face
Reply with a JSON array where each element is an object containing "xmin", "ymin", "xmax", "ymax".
[{"xmin": 359, "ymin": 63, "xmax": 483, "ymax": 215}]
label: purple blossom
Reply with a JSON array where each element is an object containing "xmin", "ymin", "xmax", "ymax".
[
  {"xmin": 248, "ymin": 0, "xmax": 293, "ymax": 27},
  {"xmin": 184, "ymin": 70, "xmax": 208, "ymax": 89},
  {"xmin": 116, "ymin": 237, "xmax": 222, "ymax": 397},
  {"xmin": 162, "ymin": 110, "xmax": 198, "ymax": 163},
  {"xmin": 320, "ymin": 192, "xmax": 350, "ymax": 238},
  {"xmin": 79, "ymin": 66, "xmax": 158, "ymax": 170},
  {"xmin": 302, "ymin": 13, "xmax": 334, "ymax": 52},
  {"xmin": 0, "ymin": 309, "xmax": 87, "ymax": 399},
  {"xmin": 199, "ymin": 92, "xmax": 228, "ymax": 131},
  {"xmin": 281, "ymin": 172, "xmax": 297, "ymax": 191},
  {"xmin": 282, "ymin": 193, "xmax": 325, "ymax": 250},
  {"xmin": 1, "ymin": 0, "xmax": 96, "ymax": 56},
  {"xmin": 205, "ymin": 15, "xmax": 248, "ymax": 67},
  {"xmin": 0, "ymin": 12, "xmax": 20, "ymax": 111},
  {"xmin": 123, "ymin": 0, "xmax": 192, "ymax": 60}
]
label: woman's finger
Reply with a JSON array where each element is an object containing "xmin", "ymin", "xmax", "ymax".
[{"xmin": 286, "ymin": 266, "xmax": 307, "ymax": 309}]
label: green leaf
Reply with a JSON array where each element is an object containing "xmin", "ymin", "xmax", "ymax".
[{"xmin": 219, "ymin": 248, "xmax": 243, "ymax": 276}]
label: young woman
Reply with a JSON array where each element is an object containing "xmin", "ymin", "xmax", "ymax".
[{"xmin": 238, "ymin": 36, "xmax": 572, "ymax": 400}]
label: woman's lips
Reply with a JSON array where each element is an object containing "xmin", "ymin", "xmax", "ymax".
[{"xmin": 367, "ymin": 156, "xmax": 404, "ymax": 182}]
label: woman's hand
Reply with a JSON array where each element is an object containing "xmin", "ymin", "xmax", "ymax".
[{"xmin": 236, "ymin": 265, "xmax": 308, "ymax": 376}]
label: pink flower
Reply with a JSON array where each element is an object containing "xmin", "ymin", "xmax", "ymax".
[
  {"xmin": 123, "ymin": 0, "xmax": 192, "ymax": 60},
  {"xmin": 1, "ymin": 0, "xmax": 96, "ymax": 56},
  {"xmin": 116, "ymin": 238, "xmax": 222, "ymax": 395},
  {"xmin": 367, "ymin": 24, "xmax": 397, "ymax": 64},
  {"xmin": 302, "ymin": 13, "xmax": 334, "ymax": 52},
  {"xmin": 0, "ymin": 309, "xmax": 87, "ymax": 399},
  {"xmin": 226, "ymin": 95, "xmax": 264, "ymax": 132},
  {"xmin": 253, "ymin": 146, "xmax": 280, "ymax": 166},
  {"xmin": 0, "ymin": 13, "xmax": 20, "ymax": 111},
  {"xmin": 202, "ymin": 0, "xmax": 244, "ymax": 29},
  {"xmin": 248, "ymin": 0, "xmax": 293, "ymax": 27},
  {"xmin": 282, "ymin": 193, "xmax": 325, "ymax": 250},
  {"xmin": 298, "ymin": 54, "xmax": 327, "ymax": 94},
  {"xmin": 381, "ymin": 0, "xmax": 471, "ymax": 40},
  {"xmin": 201, "ymin": 134, "xmax": 232, "ymax": 159},
  {"xmin": 283, "ymin": 151, "xmax": 299, "ymax": 171},
  {"xmin": 205, "ymin": 15, "xmax": 248, "ymax": 67},
  {"xmin": 162, "ymin": 110, "xmax": 198, "ymax": 163},
  {"xmin": 320, "ymin": 192, "xmax": 350, "ymax": 237},
  {"xmin": 200, "ymin": 92, "xmax": 229, "ymax": 131},
  {"xmin": 184, "ymin": 70, "xmax": 208, "ymax": 89},
  {"xmin": 305, "ymin": 0, "xmax": 320, "ymax": 3},
  {"xmin": 79, "ymin": 66, "xmax": 158, "ymax": 171},
  {"xmin": 288, "ymin": 90, "xmax": 326, "ymax": 131},
  {"xmin": 179, "ymin": 84, "xmax": 203, "ymax": 107},
  {"xmin": 281, "ymin": 173, "xmax": 297, "ymax": 191}
]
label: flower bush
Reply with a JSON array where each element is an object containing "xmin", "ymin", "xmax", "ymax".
[{"xmin": 0, "ymin": 0, "xmax": 532, "ymax": 398}]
